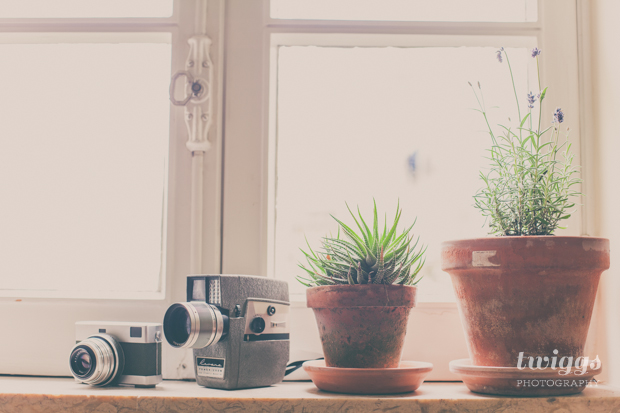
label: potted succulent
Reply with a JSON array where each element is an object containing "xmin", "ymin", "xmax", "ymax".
[
  {"xmin": 441, "ymin": 48, "xmax": 610, "ymax": 393},
  {"xmin": 298, "ymin": 202, "xmax": 426, "ymax": 369}
]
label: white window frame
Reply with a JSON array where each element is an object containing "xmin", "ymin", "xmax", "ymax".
[
  {"xmin": 221, "ymin": 0, "xmax": 589, "ymax": 380},
  {"xmin": 0, "ymin": 0, "xmax": 224, "ymax": 379}
]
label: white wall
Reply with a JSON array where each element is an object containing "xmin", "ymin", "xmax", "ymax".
[{"xmin": 590, "ymin": 0, "xmax": 620, "ymax": 387}]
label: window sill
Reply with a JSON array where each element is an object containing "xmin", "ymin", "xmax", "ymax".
[{"xmin": 1, "ymin": 377, "xmax": 620, "ymax": 412}]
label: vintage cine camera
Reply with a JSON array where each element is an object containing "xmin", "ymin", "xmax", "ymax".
[
  {"xmin": 69, "ymin": 321, "xmax": 163, "ymax": 387},
  {"xmin": 163, "ymin": 275, "xmax": 290, "ymax": 389}
]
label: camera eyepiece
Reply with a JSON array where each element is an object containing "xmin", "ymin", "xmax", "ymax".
[
  {"xmin": 69, "ymin": 334, "xmax": 125, "ymax": 386},
  {"xmin": 163, "ymin": 302, "xmax": 228, "ymax": 349}
]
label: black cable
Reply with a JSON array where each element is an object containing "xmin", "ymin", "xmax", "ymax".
[{"xmin": 284, "ymin": 358, "xmax": 324, "ymax": 376}]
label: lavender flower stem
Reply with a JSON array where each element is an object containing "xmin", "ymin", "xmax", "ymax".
[
  {"xmin": 503, "ymin": 49, "xmax": 522, "ymax": 137},
  {"xmin": 536, "ymin": 56, "xmax": 542, "ymax": 137},
  {"xmin": 469, "ymin": 83, "xmax": 498, "ymax": 148}
]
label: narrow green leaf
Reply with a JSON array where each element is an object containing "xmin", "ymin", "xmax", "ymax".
[
  {"xmin": 372, "ymin": 199, "xmax": 379, "ymax": 251},
  {"xmin": 520, "ymin": 113, "xmax": 530, "ymax": 128}
]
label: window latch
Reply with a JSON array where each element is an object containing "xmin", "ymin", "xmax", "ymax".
[
  {"xmin": 168, "ymin": 34, "xmax": 213, "ymax": 153},
  {"xmin": 169, "ymin": 71, "xmax": 208, "ymax": 107},
  {"xmin": 169, "ymin": 71, "xmax": 194, "ymax": 106}
]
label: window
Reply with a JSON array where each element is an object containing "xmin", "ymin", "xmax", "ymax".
[
  {"xmin": 274, "ymin": 43, "xmax": 536, "ymax": 302},
  {"xmin": 0, "ymin": 0, "xmax": 173, "ymax": 18},
  {"xmin": 0, "ymin": 32, "xmax": 171, "ymax": 299},
  {"xmin": 0, "ymin": 0, "xmax": 223, "ymax": 378},
  {"xmin": 0, "ymin": 0, "xmax": 586, "ymax": 381},
  {"xmin": 270, "ymin": 0, "xmax": 538, "ymax": 22},
  {"xmin": 222, "ymin": 0, "xmax": 583, "ymax": 379}
]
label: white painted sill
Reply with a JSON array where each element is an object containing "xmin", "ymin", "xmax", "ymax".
[{"xmin": 1, "ymin": 376, "xmax": 620, "ymax": 412}]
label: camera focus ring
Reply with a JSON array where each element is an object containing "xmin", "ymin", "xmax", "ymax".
[
  {"xmin": 163, "ymin": 302, "xmax": 228, "ymax": 349},
  {"xmin": 69, "ymin": 334, "xmax": 124, "ymax": 386}
]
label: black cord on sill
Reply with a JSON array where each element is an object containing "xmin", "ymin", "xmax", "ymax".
[{"xmin": 284, "ymin": 358, "xmax": 324, "ymax": 376}]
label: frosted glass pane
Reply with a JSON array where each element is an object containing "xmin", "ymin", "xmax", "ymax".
[
  {"xmin": 0, "ymin": 38, "xmax": 171, "ymax": 295},
  {"xmin": 275, "ymin": 45, "xmax": 536, "ymax": 301},
  {"xmin": 0, "ymin": 0, "xmax": 173, "ymax": 18},
  {"xmin": 272, "ymin": 0, "xmax": 537, "ymax": 22}
]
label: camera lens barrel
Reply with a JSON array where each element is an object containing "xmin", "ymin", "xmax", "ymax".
[
  {"xmin": 163, "ymin": 302, "xmax": 228, "ymax": 349},
  {"xmin": 69, "ymin": 334, "xmax": 125, "ymax": 386}
]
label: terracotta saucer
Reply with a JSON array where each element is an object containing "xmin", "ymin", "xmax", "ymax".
[
  {"xmin": 303, "ymin": 360, "xmax": 433, "ymax": 394},
  {"xmin": 450, "ymin": 358, "xmax": 602, "ymax": 396}
]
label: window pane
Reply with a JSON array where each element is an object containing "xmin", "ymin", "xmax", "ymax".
[
  {"xmin": 0, "ymin": 0, "xmax": 173, "ymax": 18},
  {"xmin": 0, "ymin": 34, "xmax": 171, "ymax": 296},
  {"xmin": 271, "ymin": 0, "xmax": 537, "ymax": 22},
  {"xmin": 274, "ymin": 45, "xmax": 536, "ymax": 302}
]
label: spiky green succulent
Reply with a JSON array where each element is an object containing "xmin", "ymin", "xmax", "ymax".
[{"xmin": 297, "ymin": 202, "xmax": 426, "ymax": 287}]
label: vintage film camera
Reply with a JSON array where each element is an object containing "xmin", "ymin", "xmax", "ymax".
[
  {"xmin": 69, "ymin": 321, "xmax": 163, "ymax": 387},
  {"xmin": 163, "ymin": 275, "xmax": 290, "ymax": 389}
]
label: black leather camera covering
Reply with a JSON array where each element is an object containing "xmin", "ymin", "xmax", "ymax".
[{"xmin": 120, "ymin": 342, "xmax": 162, "ymax": 376}]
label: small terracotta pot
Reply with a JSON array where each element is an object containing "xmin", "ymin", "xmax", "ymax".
[
  {"xmin": 307, "ymin": 284, "xmax": 416, "ymax": 368},
  {"xmin": 441, "ymin": 236, "xmax": 610, "ymax": 367}
]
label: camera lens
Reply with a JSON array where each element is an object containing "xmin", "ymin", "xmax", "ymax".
[
  {"xmin": 69, "ymin": 334, "xmax": 125, "ymax": 386},
  {"xmin": 166, "ymin": 306, "xmax": 191, "ymax": 344},
  {"xmin": 70, "ymin": 348, "xmax": 94, "ymax": 377},
  {"xmin": 163, "ymin": 302, "xmax": 228, "ymax": 349}
]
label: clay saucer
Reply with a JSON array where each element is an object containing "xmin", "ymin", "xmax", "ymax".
[
  {"xmin": 450, "ymin": 358, "xmax": 602, "ymax": 396},
  {"xmin": 303, "ymin": 360, "xmax": 433, "ymax": 394}
]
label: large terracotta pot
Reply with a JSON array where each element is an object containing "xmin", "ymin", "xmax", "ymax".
[
  {"xmin": 307, "ymin": 284, "xmax": 416, "ymax": 368},
  {"xmin": 441, "ymin": 236, "xmax": 610, "ymax": 367}
]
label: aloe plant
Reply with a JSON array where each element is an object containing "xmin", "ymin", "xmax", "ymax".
[{"xmin": 297, "ymin": 202, "xmax": 426, "ymax": 287}]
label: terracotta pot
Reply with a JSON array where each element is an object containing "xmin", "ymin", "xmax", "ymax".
[
  {"xmin": 307, "ymin": 284, "xmax": 417, "ymax": 368},
  {"xmin": 441, "ymin": 236, "xmax": 610, "ymax": 367}
]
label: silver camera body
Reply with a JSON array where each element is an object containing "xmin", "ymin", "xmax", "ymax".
[
  {"xmin": 70, "ymin": 321, "xmax": 163, "ymax": 387},
  {"xmin": 163, "ymin": 275, "xmax": 290, "ymax": 389}
]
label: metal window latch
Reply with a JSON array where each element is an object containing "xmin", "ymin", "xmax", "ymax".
[
  {"xmin": 169, "ymin": 34, "xmax": 213, "ymax": 153},
  {"xmin": 169, "ymin": 71, "xmax": 197, "ymax": 106}
]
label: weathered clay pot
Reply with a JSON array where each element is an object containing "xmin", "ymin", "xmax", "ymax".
[
  {"xmin": 307, "ymin": 284, "xmax": 416, "ymax": 368},
  {"xmin": 441, "ymin": 236, "xmax": 610, "ymax": 367}
]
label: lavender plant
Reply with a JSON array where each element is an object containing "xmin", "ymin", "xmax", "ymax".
[
  {"xmin": 471, "ymin": 47, "xmax": 581, "ymax": 236},
  {"xmin": 297, "ymin": 202, "xmax": 425, "ymax": 287}
]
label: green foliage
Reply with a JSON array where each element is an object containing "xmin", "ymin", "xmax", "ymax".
[
  {"xmin": 471, "ymin": 49, "xmax": 581, "ymax": 236},
  {"xmin": 297, "ymin": 201, "xmax": 426, "ymax": 287}
]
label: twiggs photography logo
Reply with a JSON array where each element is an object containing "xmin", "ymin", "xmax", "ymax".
[
  {"xmin": 517, "ymin": 378, "xmax": 598, "ymax": 388},
  {"xmin": 517, "ymin": 350, "xmax": 601, "ymax": 375},
  {"xmin": 515, "ymin": 350, "xmax": 601, "ymax": 388}
]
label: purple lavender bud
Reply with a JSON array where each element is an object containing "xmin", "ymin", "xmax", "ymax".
[
  {"xmin": 527, "ymin": 92, "xmax": 536, "ymax": 109},
  {"xmin": 553, "ymin": 107, "xmax": 565, "ymax": 124},
  {"xmin": 531, "ymin": 47, "xmax": 541, "ymax": 58},
  {"xmin": 496, "ymin": 49, "xmax": 503, "ymax": 63}
]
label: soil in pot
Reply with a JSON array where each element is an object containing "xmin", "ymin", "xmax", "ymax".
[
  {"xmin": 441, "ymin": 236, "xmax": 610, "ymax": 368},
  {"xmin": 306, "ymin": 284, "xmax": 417, "ymax": 368}
]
